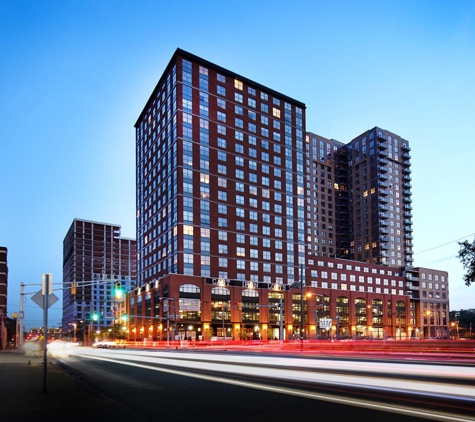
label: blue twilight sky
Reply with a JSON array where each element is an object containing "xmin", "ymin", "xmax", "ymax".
[{"xmin": 1, "ymin": 1, "xmax": 474, "ymax": 331}]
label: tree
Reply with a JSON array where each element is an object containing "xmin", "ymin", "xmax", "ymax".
[{"xmin": 457, "ymin": 239, "xmax": 475, "ymax": 286}]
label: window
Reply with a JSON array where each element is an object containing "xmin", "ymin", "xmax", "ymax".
[
  {"xmin": 217, "ymin": 138, "xmax": 226, "ymax": 149},
  {"xmin": 217, "ymin": 85, "xmax": 226, "ymax": 96},
  {"xmin": 217, "ymin": 98, "xmax": 226, "ymax": 109}
]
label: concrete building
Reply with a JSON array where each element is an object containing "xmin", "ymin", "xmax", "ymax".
[{"xmin": 62, "ymin": 219, "xmax": 136, "ymax": 340}]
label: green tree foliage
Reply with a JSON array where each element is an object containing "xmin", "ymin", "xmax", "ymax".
[{"xmin": 457, "ymin": 239, "xmax": 475, "ymax": 286}]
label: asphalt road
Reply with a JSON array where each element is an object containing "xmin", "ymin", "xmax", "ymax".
[{"xmin": 54, "ymin": 348, "xmax": 475, "ymax": 422}]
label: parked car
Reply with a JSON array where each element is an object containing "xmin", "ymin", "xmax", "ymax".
[{"xmin": 92, "ymin": 340, "xmax": 126, "ymax": 349}]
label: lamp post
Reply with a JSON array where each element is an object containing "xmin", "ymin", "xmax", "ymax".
[
  {"xmin": 159, "ymin": 297, "xmax": 178, "ymax": 347},
  {"xmin": 70, "ymin": 322, "xmax": 77, "ymax": 342},
  {"xmin": 426, "ymin": 310, "xmax": 431, "ymax": 339}
]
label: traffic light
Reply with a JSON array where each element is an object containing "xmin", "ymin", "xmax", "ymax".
[
  {"xmin": 114, "ymin": 281, "xmax": 123, "ymax": 299},
  {"xmin": 236, "ymin": 302, "xmax": 242, "ymax": 311},
  {"xmin": 92, "ymin": 312, "xmax": 99, "ymax": 321},
  {"xmin": 121, "ymin": 313, "xmax": 128, "ymax": 322}
]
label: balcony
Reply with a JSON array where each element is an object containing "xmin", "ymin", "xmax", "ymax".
[
  {"xmin": 404, "ymin": 211, "xmax": 413, "ymax": 218},
  {"xmin": 406, "ymin": 283, "xmax": 419, "ymax": 291},
  {"xmin": 379, "ymin": 181, "xmax": 389, "ymax": 189},
  {"xmin": 379, "ymin": 165, "xmax": 388, "ymax": 173},
  {"xmin": 403, "ymin": 165, "xmax": 411, "ymax": 173},
  {"xmin": 378, "ymin": 157, "xmax": 389, "ymax": 166},
  {"xmin": 404, "ymin": 182, "xmax": 412, "ymax": 188},
  {"xmin": 380, "ymin": 219, "xmax": 389, "ymax": 226},
  {"xmin": 405, "ymin": 225, "xmax": 413, "ymax": 232},
  {"xmin": 402, "ymin": 143, "xmax": 411, "ymax": 151},
  {"xmin": 403, "ymin": 174, "xmax": 412, "ymax": 181},
  {"xmin": 404, "ymin": 204, "xmax": 413, "ymax": 210},
  {"xmin": 380, "ymin": 195, "xmax": 388, "ymax": 203},
  {"xmin": 406, "ymin": 248, "xmax": 414, "ymax": 254},
  {"xmin": 405, "ymin": 233, "xmax": 414, "ymax": 240},
  {"xmin": 380, "ymin": 227, "xmax": 389, "ymax": 235},
  {"xmin": 378, "ymin": 148, "xmax": 388, "ymax": 157},
  {"xmin": 381, "ymin": 243, "xmax": 390, "ymax": 250},
  {"xmin": 380, "ymin": 212, "xmax": 389, "ymax": 219},
  {"xmin": 380, "ymin": 235, "xmax": 389, "ymax": 242},
  {"xmin": 379, "ymin": 172, "xmax": 388, "ymax": 181},
  {"xmin": 406, "ymin": 273, "xmax": 419, "ymax": 281},
  {"xmin": 404, "ymin": 196, "xmax": 412, "ymax": 203},
  {"xmin": 405, "ymin": 256, "xmax": 414, "ymax": 263},
  {"xmin": 380, "ymin": 204, "xmax": 389, "ymax": 212},
  {"xmin": 402, "ymin": 152, "xmax": 411, "ymax": 159},
  {"xmin": 379, "ymin": 188, "xmax": 388, "ymax": 196}
]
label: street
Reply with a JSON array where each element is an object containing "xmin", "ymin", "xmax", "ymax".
[{"xmin": 52, "ymin": 346, "xmax": 475, "ymax": 422}]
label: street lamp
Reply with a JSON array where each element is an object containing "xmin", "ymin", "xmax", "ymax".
[
  {"xmin": 159, "ymin": 297, "xmax": 178, "ymax": 347},
  {"xmin": 426, "ymin": 310, "xmax": 431, "ymax": 339},
  {"xmin": 69, "ymin": 322, "xmax": 77, "ymax": 342}
]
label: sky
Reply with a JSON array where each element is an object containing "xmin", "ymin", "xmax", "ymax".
[{"xmin": 1, "ymin": 0, "xmax": 474, "ymax": 331}]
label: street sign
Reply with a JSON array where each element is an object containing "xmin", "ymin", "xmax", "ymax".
[
  {"xmin": 319, "ymin": 318, "xmax": 332, "ymax": 329},
  {"xmin": 31, "ymin": 290, "xmax": 59, "ymax": 310}
]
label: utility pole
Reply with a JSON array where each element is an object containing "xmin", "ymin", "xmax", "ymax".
[{"xmin": 19, "ymin": 283, "xmax": 24, "ymax": 350}]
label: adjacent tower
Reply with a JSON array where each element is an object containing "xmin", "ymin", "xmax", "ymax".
[{"xmin": 62, "ymin": 219, "xmax": 136, "ymax": 337}]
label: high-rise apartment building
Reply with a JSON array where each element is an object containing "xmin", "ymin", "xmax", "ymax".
[
  {"xmin": 62, "ymin": 219, "xmax": 136, "ymax": 338},
  {"xmin": 306, "ymin": 127, "xmax": 414, "ymax": 267},
  {"xmin": 135, "ymin": 48, "xmax": 306, "ymax": 287}
]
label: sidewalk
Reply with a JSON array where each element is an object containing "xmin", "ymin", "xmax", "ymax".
[{"xmin": 0, "ymin": 348, "xmax": 146, "ymax": 421}]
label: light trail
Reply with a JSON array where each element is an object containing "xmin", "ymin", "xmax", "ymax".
[{"xmin": 60, "ymin": 348, "xmax": 475, "ymax": 421}]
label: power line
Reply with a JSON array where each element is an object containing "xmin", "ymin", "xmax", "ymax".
[{"xmin": 415, "ymin": 232, "xmax": 475, "ymax": 255}]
